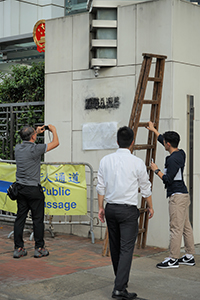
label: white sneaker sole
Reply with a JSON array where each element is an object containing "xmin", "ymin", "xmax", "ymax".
[
  {"xmin": 178, "ymin": 262, "xmax": 195, "ymax": 266},
  {"xmin": 156, "ymin": 265, "xmax": 179, "ymax": 269}
]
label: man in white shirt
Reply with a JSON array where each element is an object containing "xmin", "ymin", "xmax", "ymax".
[{"xmin": 96, "ymin": 126, "xmax": 154, "ymax": 300}]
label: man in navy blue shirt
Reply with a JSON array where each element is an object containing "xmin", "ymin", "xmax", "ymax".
[{"xmin": 147, "ymin": 121, "xmax": 195, "ymax": 269}]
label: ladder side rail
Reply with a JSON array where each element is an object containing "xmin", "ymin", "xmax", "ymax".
[
  {"xmin": 129, "ymin": 58, "xmax": 148, "ymax": 129},
  {"xmin": 140, "ymin": 58, "xmax": 166, "ymax": 248},
  {"xmin": 130, "ymin": 58, "xmax": 153, "ymax": 153},
  {"xmin": 130, "ymin": 57, "xmax": 152, "ymax": 131},
  {"xmin": 146, "ymin": 103, "xmax": 158, "ymax": 177},
  {"xmin": 142, "ymin": 204, "xmax": 150, "ymax": 248},
  {"xmin": 102, "ymin": 227, "xmax": 110, "ymax": 257},
  {"xmin": 153, "ymin": 58, "xmax": 166, "ymax": 128},
  {"xmin": 135, "ymin": 57, "xmax": 156, "ymax": 248},
  {"xmin": 138, "ymin": 59, "xmax": 161, "ymax": 247},
  {"xmin": 148, "ymin": 58, "xmax": 166, "ymax": 171},
  {"xmin": 137, "ymin": 196, "xmax": 146, "ymax": 248},
  {"xmin": 145, "ymin": 58, "xmax": 166, "ymax": 176}
]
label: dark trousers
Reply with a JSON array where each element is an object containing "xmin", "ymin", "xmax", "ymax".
[
  {"xmin": 105, "ymin": 203, "xmax": 140, "ymax": 291},
  {"xmin": 14, "ymin": 185, "xmax": 45, "ymax": 249}
]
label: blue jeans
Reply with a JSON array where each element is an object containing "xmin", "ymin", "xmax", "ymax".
[{"xmin": 105, "ymin": 203, "xmax": 140, "ymax": 291}]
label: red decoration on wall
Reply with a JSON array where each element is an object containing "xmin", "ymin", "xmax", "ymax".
[{"xmin": 33, "ymin": 20, "xmax": 45, "ymax": 53}]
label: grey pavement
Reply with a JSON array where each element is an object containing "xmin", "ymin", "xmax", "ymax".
[{"xmin": 0, "ymin": 245, "xmax": 199, "ymax": 300}]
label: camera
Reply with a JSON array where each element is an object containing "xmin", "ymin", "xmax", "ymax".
[{"xmin": 44, "ymin": 125, "xmax": 49, "ymax": 130}]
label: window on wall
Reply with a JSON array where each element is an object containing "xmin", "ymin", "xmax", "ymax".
[
  {"xmin": 188, "ymin": 0, "xmax": 200, "ymax": 4},
  {"xmin": 66, "ymin": 0, "xmax": 88, "ymax": 15},
  {"xmin": 95, "ymin": 8, "xmax": 117, "ymax": 60}
]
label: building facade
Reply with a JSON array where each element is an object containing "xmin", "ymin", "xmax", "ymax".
[
  {"xmin": 45, "ymin": 0, "xmax": 200, "ymax": 248},
  {"xmin": 0, "ymin": 0, "xmax": 65, "ymax": 73},
  {"xmin": 1, "ymin": 0, "xmax": 200, "ymax": 248}
]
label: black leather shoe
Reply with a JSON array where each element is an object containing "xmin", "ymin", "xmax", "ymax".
[{"xmin": 112, "ymin": 289, "xmax": 137, "ymax": 299}]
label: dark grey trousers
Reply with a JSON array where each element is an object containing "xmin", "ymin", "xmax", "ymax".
[
  {"xmin": 105, "ymin": 203, "xmax": 140, "ymax": 291},
  {"xmin": 14, "ymin": 185, "xmax": 45, "ymax": 249}
]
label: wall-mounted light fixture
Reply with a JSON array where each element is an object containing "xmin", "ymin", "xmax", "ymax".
[{"xmin": 93, "ymin": 66, "xmax": 100, "ymax": 77}]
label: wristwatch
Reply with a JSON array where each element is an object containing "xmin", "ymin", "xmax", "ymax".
[{"xmin": 154, "ymin": 169, "xmax": 160, "ymax": 175}]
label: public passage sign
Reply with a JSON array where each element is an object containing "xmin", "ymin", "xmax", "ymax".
[{"xmin": 0, "ymin": 162, "xmax": 87, "ymax": 215}]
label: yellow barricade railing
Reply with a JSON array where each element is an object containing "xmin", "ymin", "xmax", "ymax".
[{"xmin": 0, "ymin": 160, "xmax": 94, "ymax": 243}]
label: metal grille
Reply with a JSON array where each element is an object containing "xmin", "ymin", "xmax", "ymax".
[{"xmin": 0, "ymin": 101, "xmax": 44, "ymax": 159}]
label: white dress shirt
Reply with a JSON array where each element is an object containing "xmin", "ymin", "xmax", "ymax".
[{"xmin": 96, "ymin": 148, "xmax": 152, "ymax": 206}]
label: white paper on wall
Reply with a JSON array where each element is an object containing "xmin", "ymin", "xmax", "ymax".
[{"xmin": 82, "ymin": 122, "xmax": 118, "ymax": 150}]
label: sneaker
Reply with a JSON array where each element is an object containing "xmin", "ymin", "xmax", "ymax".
[
  {"xmin": 178, "ymin": 255, "xmax": 195, "ymax": 266},
  {"xmin": 34, "ymin": 247, "xmax": 49, "ymax": 258},
  {"xmin": 156, "ymin": 257, "xmax": 179, "ymax": 269},
  {"xmin": 13, "ymin": 247, "xmax": 27, "ymax": 259},
  {"xmin": 112, "ymin": 289, "xmax": 137, "ymax": 300}
]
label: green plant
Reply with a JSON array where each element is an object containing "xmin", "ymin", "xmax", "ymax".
[
  {"xmin": 0, "ymin": 62, "xmax": 45, "ymax": 159},
  {"xmin": 0, "ymin": 62, "xmax": 44, "ymax": 103}
]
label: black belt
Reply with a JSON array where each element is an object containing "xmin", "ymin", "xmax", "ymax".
[{"xmin": 107, "ymin": 203, "xmax": 137, "ymax": 208}]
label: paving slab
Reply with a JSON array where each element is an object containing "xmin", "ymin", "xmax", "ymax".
[{"xmin": 0, "ymin": 224, "xmax": 199, "ymax": 300}]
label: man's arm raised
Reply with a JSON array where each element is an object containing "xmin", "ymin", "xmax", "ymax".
[
  {"xmin": 146, "ymin": 121, "xmax": 160, "ymax": 138},
  {"xmin": 46, "ymin": 124, "xmax": 59, "ymax": 152}
]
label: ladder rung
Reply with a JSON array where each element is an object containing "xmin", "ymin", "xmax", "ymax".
[
  {"xmin": 139, "ymin": 208, "xmax": 148, "ymax": 213},
  {"xmin": 138, "ymin": 122, "xmax": 148, "ymax": 127},
  {"xmin": 138, "ymin": 228, "xmax": 146, "ymax": 234},
  {"xmin": 148, "ymin": 77, "xmax": 161, "ymax": 82},
  {"xmin": 143, "ymin": 53, "xmax": 167, "ymax": 59},
  {"xmin": 143, "ymin": 100, "xmax": 159, "ymax": 104},
  {"xmin": 133, "ymin": 144, "xmax": 155, "ymax": 150}
]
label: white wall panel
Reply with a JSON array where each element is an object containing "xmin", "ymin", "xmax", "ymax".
[
  {"xmin": 72, "ymin": 75, "xmax": 135, "ymax": 131},
  {"xmin": 193, "ymin": 175, "xmax": 200, "ymax": 243},
  {"xmin": 23, "ymin": 0, "xmax": 37, "ymax": 4},
  {"xmin": 118, "ymin": 4, "xmax": 136, "ymax": 66},
  {"xmin": 19, "ymin": 2, "xmax": 38, "ymax": 34},
  {"xmin": 41, "ymin": 5, "xmax": 64, "ymax": 20},
  {"xmin": 45, "ymin": 121, "xmax": 72, "ymax": 162},
  {"xmin": 2, "ymin": 0, "xmax": 12, "ymax": 37},
  {"xmin": 136, "ymin": 0, "xmax": 172, "ymax": 62},
  {"xmin": 45, "ymin": 72, "xmax": 72, "ymax": 162},
  {"xmin": 45, "ymin": 17, "xmax": 73, "ymax": 73},
  {"xmin": 45, "ymin": 72, "xmax": 72, "ymax": 122},
  {"xmin": 73, "ymin": 13, "xmax": 90, "ymax": 71},
  {"xmin": 39, "ymin": 6, "xmax": 52, "ymax": 20},
  {"xmin": 72, "ymin": 131, "xmax": 115, "ymax": 170},
  {"xmin": 38, "ymin": 0, "xmax": 65, "ymax": 6},
  {"xmin": 51, "ymin": 5, "xmax": 65, "ymax": 18},
  {"xmin": 0, "ymin": 2, "xmax": 4, "ymax": 37},
  {"xmin": 173, "ymin": 0, "xmax": 200, "ymax": 65},
  {"xmin": 147, "ymin": 186, "xmax": 169, "ymax": 248},
  {"xmin": 10, "ymin": 0, "xmax": 20, "ymax": 36},
  {"xmin": 73, "ymin": 65, "xmax": 135, "ymax": 80}
]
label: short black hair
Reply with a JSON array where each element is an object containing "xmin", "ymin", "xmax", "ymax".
[
  {"xmin": 117, "ymin": 126, "xmax": 134, "ymax": 148},
  {"xmin": 163, "ymin": 131, "xmax": 180, "ymax": 148},
  {"xmin": 20, "ymin": 126, "xmax": 35, "ymax": 141}
]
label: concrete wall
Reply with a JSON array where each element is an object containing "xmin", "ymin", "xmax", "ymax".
[
  {"xmin": 0, "ymin": 0, "xmax": 65, "ymax": 38},
  {"xmin": 172, "ymin": 0, "xmax": 200, "ymax": 244},
  {"xmin": 45, "ymin": 0, "xmax": 200, "ymax": 248}
]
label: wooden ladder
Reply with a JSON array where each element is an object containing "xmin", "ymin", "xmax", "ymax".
[
  {"xmin": 102, "ymin": 53, "xmax": 167, "ymax": 256},
  {"xmin": 129, "ymin": 53, "xmax": 167, "ymax": 248}
]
